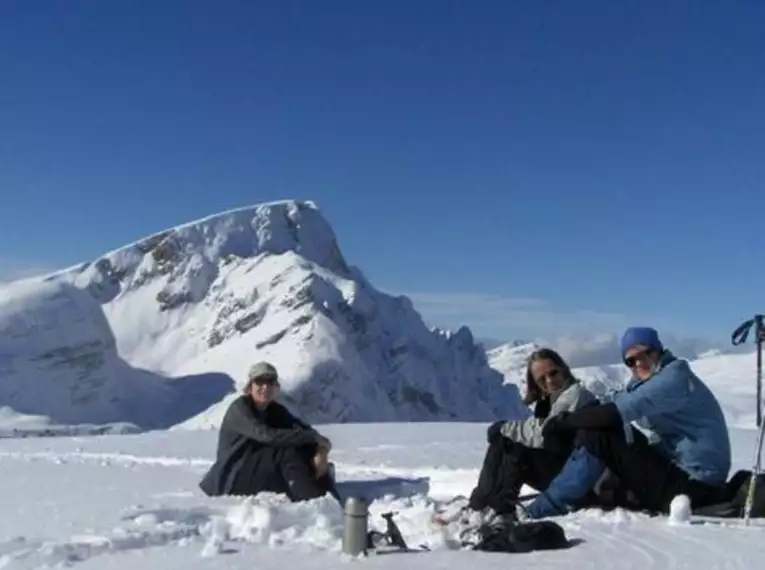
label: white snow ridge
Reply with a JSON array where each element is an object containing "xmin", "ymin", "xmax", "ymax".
[{"xmin": 0, "ymin": 200, "xmax": 526, "ymax": 430}]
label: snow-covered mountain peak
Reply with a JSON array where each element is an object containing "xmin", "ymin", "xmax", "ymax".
[
  {"xmin": 485, "ymin": 341, "xmax": 541, "ymax": 385},
  {"xmin": 1, "ymin": 200, "xmax": 526, "ymax": 429},
  {"xmin": 69, "ymin": 200, "xmax": 351, "ymax": 307}
]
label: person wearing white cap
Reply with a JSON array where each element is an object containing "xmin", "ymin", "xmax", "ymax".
[{"xmin": 199, "ymin": 361, "xmax": 338, "ymax": 502}]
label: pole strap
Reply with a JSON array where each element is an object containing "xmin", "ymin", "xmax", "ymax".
[{"xmin": 732, "ymin": 315, "xmax": 765, "ymax": 346}]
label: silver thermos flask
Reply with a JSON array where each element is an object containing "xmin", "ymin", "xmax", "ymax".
[{"xmin": 342, "ymin": 496, "xmax": 368, "ymax": 556}]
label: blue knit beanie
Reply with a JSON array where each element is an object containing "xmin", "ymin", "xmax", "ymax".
[{"xmin": 620, "ymin": 326, "xmax": 663, "ymax": 356}]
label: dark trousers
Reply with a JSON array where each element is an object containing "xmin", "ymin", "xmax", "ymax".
[
  {"xmin": 230, "ymin": 444, "xmax": 330, "ymax": 502},
  {"xmin": 578, "ymin": 427, "xmax": 726, "ymax": 514},
  {"xmin": 469, "ymin": 437, "xmax": 569, "ymax": 515}
]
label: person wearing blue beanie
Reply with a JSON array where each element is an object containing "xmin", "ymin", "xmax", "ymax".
[
  {"xmin": 620, "ymin": 327, "xmax": 665, "ymax": 381},
  {"xmin": 522, "ymin": 326, "xmax": 733, "ymax": 521},
  {"xmin": 620, "ymin": 326, "xmax": 663, "ymax": 356}
]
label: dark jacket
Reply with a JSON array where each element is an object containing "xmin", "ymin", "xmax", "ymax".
[{"xmin": 199, "ymin": 396, "xmax": 321, "ymax": 496}]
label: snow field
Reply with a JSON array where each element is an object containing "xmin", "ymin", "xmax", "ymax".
[{"xmin": 0, "ymin": 422, "xmax": 763, "ymax": 570}]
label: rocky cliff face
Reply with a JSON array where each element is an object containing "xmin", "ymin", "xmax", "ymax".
[{"xmin": 1, "ymin": 200, "xmax": 526, "ymax": 428}]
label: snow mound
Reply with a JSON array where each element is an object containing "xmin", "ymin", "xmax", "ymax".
[
  {"xmin": 0, "ymin": 406, "xmax": 139, "ymax": 438},
  {"xmin": 0, "ymin": 278, "xmax": 235, "ymax": 429},
  {"xmin": 209, "ymin": 494, "xmax": 346, "ymax": 554},
  {"xmin": 1, "ymin": 200, "xmax": 525, "ymax": 429},
  {"xmin": 668, "ymin": 494, "xmax": 692, "ymax": 525}
]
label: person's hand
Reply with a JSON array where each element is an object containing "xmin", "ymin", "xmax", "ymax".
[
  {"xmin": 312, "ymin": 448, "xmax": 330, "ymax": 477},
  {"xmin": 533, "ymin": 396, "xmax": 551, "ymax": 419},
  {"xmin": 487, "ymin": 421, "xmax": 505, "ymax": 443}
]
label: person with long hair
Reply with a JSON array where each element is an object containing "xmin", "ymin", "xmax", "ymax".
[
  {"xmin": 525, "ymin": 327, "xmax": 731, "ymax": 519},
  {"xmin": 435, "ymin": 348, "xmax": 596, "ymax": 526}
]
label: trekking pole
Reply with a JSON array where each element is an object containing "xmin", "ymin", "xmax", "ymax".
[
  {"xmin": 757, "ymin": 314, "xmax": 763, "ymax": 429},
  {"xmin": 743, "ymin": 413, "xmax": 765, "ymax": 525},
  {"xmin": 731, "ymin": 314, "xmax": 764, "ymax": 428},
  {"xmin": 732, "ymin": 314, "xmax": 765, "ymax": 524}
]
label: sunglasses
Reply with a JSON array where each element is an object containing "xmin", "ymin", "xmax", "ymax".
[{"xmin": 624, "ymin": 348, "xmax": 656, "ymax": 368}]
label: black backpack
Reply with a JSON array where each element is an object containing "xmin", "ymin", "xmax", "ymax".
[{"xmin": 471, "ymin": 519, "xmax": 572, "ymax": 553}]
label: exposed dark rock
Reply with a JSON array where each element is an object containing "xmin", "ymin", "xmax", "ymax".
[{"xmin": 255, "ymin": 329, "xmax": 287, "ymax": 349}]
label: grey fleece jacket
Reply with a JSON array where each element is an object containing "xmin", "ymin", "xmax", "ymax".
[{"xmin": 499, "ymin": 379, "xmax": 597, "ymax": 449}]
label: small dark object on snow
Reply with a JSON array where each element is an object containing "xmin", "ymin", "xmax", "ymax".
[
  {"xmin": 366, "ymin": 511, "xmax": 411, "ymax": 551},
  {"xmin": 472, "ymin": 519, "xmax": 571, "ymax": 553},
  {"xmin": 381, "ymin": 512, "xmax": 408, "ymax": 549}
]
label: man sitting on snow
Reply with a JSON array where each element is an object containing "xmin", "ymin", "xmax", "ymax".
[
  {"xmin": 199, "ymin": 361, "xmax": 339, "ymax": 502},
  {"xmin": 524, "ymin": 326, "xmax": 731, "ymax": 519}
]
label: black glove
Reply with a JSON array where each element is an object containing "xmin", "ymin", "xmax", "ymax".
[
  {"xmin": 534, "ymin": 396, "xmax": 551, "ymax": 419},
  {"xmin": 487, "ymin": 421, "xmax": 505, "ymax": 443},
  {"xmin": 542, "ymin": 403, "xmax": 622, "ymax": 439}
]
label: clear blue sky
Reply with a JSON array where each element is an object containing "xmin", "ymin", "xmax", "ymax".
[{"xmin": 2, "ymin": 0, "xmax": 763, "ymax": 344}]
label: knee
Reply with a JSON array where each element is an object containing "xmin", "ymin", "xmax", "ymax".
[
  {"xmin": 498, "ymin": 437, "xmax": 529, "ymax": 458},
  {"xmin": 278, "ymin": 445, "xmax": 307, "ymax": 462},
  {"xmin": 574, "ymin": 427, "xmax": 613, "ymax": 453},
  {"xmin": 281, "ymin": 444, "xmax": 321, "ymax": 467},
  {"xmin": 574, "ymin": 429, "xmax": 624, "ymax": 456}
]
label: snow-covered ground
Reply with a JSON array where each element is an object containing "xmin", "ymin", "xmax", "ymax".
[{"xmin": 0, "ymin": 421, "xmax": 761, "ymax": 570}]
